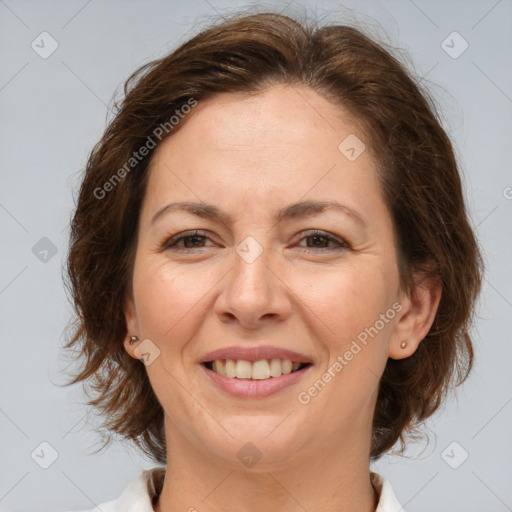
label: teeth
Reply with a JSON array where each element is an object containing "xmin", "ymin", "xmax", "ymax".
[
  {"xmin": 225, "ymin": 359, "xmax": 236, "ymax": 378},
  {"xmin": 235, "ymin": 359, "xmax": 252, "ymax": 379},
  {"xmin": 211, "ymin": 360, "xmax": 226, "ymax": 376},
  {"xmin": 252, "ymin": 359, "xmax": 270, "ymax": 380},
  {"xmin": 269, "ymin": 358, "xmax": 282, "ymax": 377},
  {"xmin": 281, "ymin": 359, "xmax": 293, "ymax": 374},
  {"xmin": 210, "ymin": 358, "xmax": 306, "ymax": 379}
]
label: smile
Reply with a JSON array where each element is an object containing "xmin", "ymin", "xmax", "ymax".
[
  {"xmin": 203, "ymin": 358, "xmax": 311, "ymax": 380},
  {"xmin": 201, "ymin": 359, "xmax": 313, "ymax": 398}
]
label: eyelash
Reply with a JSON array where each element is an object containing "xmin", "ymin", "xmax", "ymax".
[{"xmin": 160, "ymin": 229, "xmax": 348, "ymax": 253}]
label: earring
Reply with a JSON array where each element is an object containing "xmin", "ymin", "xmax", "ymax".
[
  {"xmin": 130, "ymin": 336, "xmax": 139, "ymax": 345},
  {"xmin": 400, "ymin": 340, "xmax": 408, "ymax": 349}
]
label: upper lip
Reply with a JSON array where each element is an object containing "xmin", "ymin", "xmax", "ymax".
[{"xmin": 199, "ymin": 345, "xmax": 313, "ymax": 364}]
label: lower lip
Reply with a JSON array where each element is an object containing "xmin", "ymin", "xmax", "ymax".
[{"xmin": 201, "ymin": 364, "xmax": 312, "ymax": 398}]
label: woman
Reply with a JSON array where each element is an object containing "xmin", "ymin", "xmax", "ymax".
[{"xmin": 62, "ymin": 10, "xmax": 483, "ymax": 512}]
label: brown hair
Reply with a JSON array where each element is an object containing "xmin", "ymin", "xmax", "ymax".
[{"xmin": 61, "ymin": 10, "xmax": 484, "ymax": 463}]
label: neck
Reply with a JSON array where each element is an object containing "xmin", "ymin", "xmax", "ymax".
[{"xmin": 154, "ymin": 427, "xmax": 378, "ymax": 512}]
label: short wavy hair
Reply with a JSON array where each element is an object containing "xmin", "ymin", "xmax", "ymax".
[{"xmin": 62, "ymin": 10, "xmax": 484, "ymax": 463}]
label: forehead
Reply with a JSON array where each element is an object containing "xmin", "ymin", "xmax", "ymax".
[
  {"xmin": 162, "ymin": 84, "xmax": 363, "ymax": 151},
  {"xmin": 142, "ymin": 84, "xmax": 384, "ymax": 226}
]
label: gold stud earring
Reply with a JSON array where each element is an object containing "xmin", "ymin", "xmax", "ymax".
[
  {"xmin": 130, "ymin": 336, "xmax": 139, "ymax": 345},
  {"xmin": 400, "ymin": 340, "xmax": 408, "ymax": 349}
]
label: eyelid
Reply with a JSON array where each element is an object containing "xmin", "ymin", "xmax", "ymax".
[
  {"xmin": 296, "ymin": 229, "xmax": 348, "ymax": 250},
  {"xmin": 160, "ymin": 229, "xmax": 349, "ymax": 252},
  {"xmin": 159, "ymin": 230, "xmax": 213, "ymax": 250}
]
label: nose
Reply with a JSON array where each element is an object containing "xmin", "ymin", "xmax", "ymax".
[{"xmin": 214, "ymin": 241, "xmax": 292, "ymax": 330}]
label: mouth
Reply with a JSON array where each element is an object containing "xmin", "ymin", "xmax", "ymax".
[
  {"xmin": 201, "ymin": 358, "xmax": 313, "ymax": 398},
  {"xmin": 202, "ymin": 359, "xmax": 313, "ymax": 380}
]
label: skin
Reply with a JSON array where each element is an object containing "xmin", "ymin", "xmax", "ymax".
[{"xmin": 123, "ymin": 84, "xmax": 441, "ymax": 512}]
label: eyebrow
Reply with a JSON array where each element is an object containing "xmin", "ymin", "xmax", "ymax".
[{"xmin": 150, "ymin": 200, "xmax": 366, "ymax": 227}]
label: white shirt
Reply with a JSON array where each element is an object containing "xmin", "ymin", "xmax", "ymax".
[{"xmin": 64, "ymin": 467, "xmax": 406, "ymax": 512}]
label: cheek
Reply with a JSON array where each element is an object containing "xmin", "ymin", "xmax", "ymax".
[
  {"xmin": 294, "ymin": 261, "xmax": 396, "ymax": 403},
  {"xmin": 294, "ymin": 261, "xmax": 393, "ymax": 343},
  {"xmin": 133, "ymin": 247, "xmax": 397, "ymax": 356},
  {"xmin": 132, "ymin": 260, "xmax": 220, "ymax": 344}
]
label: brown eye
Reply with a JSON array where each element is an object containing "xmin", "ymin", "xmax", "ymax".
[
  {"xmin": 162, "ymin": 230, "xmax": 213, "ymax": 251},
  {"xmin": 305, "ymin": 234, "xmax": 330, "ymax": 248},
  {"xmin": 297, "ymin": 230, "xmax": 348, "ymax": 252}
]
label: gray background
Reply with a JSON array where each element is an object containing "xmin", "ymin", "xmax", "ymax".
[{"xmin": 0, "ymin": 0, "xmax": 511, "ymax": 511}]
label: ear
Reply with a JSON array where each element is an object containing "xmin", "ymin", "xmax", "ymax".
[
  {"xmin": 389, "ymin": 269, "xmax": 442, "ymax": 360},
  {"xmin": 122, "ymin": 291, "xmax": 141, "ymax": 359}
]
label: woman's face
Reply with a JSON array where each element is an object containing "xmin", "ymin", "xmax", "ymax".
[{"xmin": 123, "ymin": 84, "xmax": 413, "ymax": 468}]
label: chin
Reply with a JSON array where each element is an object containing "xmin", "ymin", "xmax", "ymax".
[{"xmin": 197, "ymin": 415, "xmax": 307, "ymax": 469}]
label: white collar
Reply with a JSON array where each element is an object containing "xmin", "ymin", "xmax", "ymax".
[
  {"xmin": 371, "ymin": 471, "xmax": 406, "ymax": 511},
  {"xmin": 95, "ymin": 467, "xmax": 405, "ymax": 512}
]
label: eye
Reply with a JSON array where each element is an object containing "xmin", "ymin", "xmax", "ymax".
[
  {"xmin": 296, "ymin": 230, "xmax": 348, "ymax": 252},
  {"xmin": 161, "ymin": 230, "xmax": 214, "ymax": 251},
  {"xmin": 159, "ymin": 229, "xmax": 349, "ymax": 253}
]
